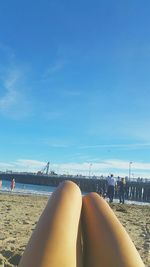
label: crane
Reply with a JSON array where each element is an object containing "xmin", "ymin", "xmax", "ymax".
[{"xmin": 37, "ymin": 162, "xmax": 50, "ymax": 175}]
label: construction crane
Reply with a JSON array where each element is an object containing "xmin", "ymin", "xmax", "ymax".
[{"xmin": 37, "ymin": 162, "xmax": 50, "ymax": 175}]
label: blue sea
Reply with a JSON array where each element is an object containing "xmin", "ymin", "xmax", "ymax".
[
  {"xmin": 0, "ymin": 180, "xmax": 55, "ymax": 196},
  {"xmin": 0, "ymin": 180, "xmax": 150, "ymax": 206}
]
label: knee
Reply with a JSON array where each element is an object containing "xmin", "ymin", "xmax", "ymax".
[
  {"xmin": 83, "ymin": 192, "xmax": 103, "ymax": 204},
  {"xmin": 59, "ymin": 180, "xmax": 82, "ymax": 197}
]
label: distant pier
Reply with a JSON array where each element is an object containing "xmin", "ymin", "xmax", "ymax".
[{"xmin": 0, "ymin": 172, "xmax": 150, "ymax": 203}]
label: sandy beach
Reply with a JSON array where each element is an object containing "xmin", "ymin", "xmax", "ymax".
[{"xmin": 0, "ymin": 193, "xmax": 149, "ymax": 267}]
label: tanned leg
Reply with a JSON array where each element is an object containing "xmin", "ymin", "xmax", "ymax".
[
  {"xmin": 82, "ymin": 193, "xmax": 144, "ymax": 267},
  {"xmin": 19, "ymin": 181, "xmax": 83, "ymax": 267}
]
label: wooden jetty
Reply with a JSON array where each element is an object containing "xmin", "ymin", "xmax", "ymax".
[{"xmin": 0, "ymin": 172, "xmax": 150, "ymax": 203}]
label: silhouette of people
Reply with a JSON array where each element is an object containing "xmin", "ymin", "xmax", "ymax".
[
  {"xmin": 118, "ymin": 177, "xmax": 126, "ymax": 204},
  {"xmin": 107, "ymin": 174, "xmax": 116, "ymax": 202}
]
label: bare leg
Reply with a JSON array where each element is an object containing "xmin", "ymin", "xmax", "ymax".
[
  {"xmin": 19, "ymin": 181, "xmax": 83, "ymax": 267},
  {"xmin": 82, "ymin": 193, "xmax": 144, "ymax": 267}
]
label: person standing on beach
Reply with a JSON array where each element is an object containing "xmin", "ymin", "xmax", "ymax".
[
  {"xmin": 107, "ymin": 174, "xmax": 116, "ymax": 203},
  {"xmin": 10, "ymin": 178, "xmax": 15, "ymax": 191},
  {"xmin": 0, "ymin": 180, "xmax": 2, "ymax": 188},
  {"xmin": 118, "ymin": 177, "xmax": 126, "ymax": 204}
]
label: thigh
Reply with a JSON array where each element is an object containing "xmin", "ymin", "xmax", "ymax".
[
  {"xmin": 82, "ymin": 193, "xmax": 144, "ymax": 267},
  {"xmin": 19, "ymin": 181, "xmax": 83, "ymax": 267}
]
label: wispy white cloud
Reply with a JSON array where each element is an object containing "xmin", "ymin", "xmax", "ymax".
[
  {"xmin": 17, "ymin": 159, "xmax": 46, "ymax": 166},
  {"xmin": 0, "ymin": 158, "xmax": 150, "ymax": 178},
  {"xmin": 0, "ymin": 46, "xmax": 31, "ymax": 119},
  {"xmin": 52, "ymin": 160, "xmax": 150, "ymax": 178},
  {"xmin": 47, "ymin": 60, "xmax": 64, "ymax": 74},
  {"xmin": 42, "ymin": 59, "xmax": 65, "ymax": 80},
  {"xmin": 0, "ymin": 159, "xmax": 47, "ymax": 172},
  {"xmin": 0, "ymin": 162, "xmax": 14, "ymax": 169},
  {"xmin": 0, "ymin": 69, "xmax": 21, "ymax": 109},
  {"xmin": 0, "ymin": 72, "xmax": 30, "ymax": 119},
  {"xmin": 42, "ymin": 137, "xmax": 72, "ymax": 148},
  {"xmin": 16, "ymin": 159, "xmax": 46, "ymax": 168},
  {"xmin": 79, "ymin": 142, "xmax": 150, "ymax": 150}
]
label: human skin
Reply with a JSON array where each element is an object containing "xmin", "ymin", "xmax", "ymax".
[
  {"xmin": 82, "ymin": 192, "xmax": 145, "ymax": 267},
  {"xmin": 18, "ymin": 182, "xmax": 145, "ymax": 267},
  {"xmin": 18, "ymin": 181, "xmax": 83, "ymax": 267}
]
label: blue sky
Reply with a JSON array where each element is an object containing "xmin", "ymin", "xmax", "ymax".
[{"xmin": 0, "ymin": 0, "xmax": 150, "ymax": 177}]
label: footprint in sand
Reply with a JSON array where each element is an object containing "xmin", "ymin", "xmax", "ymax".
[
  {"xmin": 8, "ymin": 253, "xmax": 21, "ymax": 266},
  {"xmin": 1, "ymin": 249, "xmax": 22, "ymax": 266},
  {"xmin": 144, "ymin": 242, "xmax": 150, "ymax": 250},
  {"xmin": 22, "ymin": 220, "xmax": 31, "ymax": 225}
]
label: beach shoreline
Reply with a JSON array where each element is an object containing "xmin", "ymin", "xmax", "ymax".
[{"xmin": 0, "ymin": 193, "xmax": 149, "ymax": 267}]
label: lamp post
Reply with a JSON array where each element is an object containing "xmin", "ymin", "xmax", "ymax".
[
  {"xmin": 129, "ymin": 161, "xmax": 133, "ymax": 180},
  {"xmin": 89, "ymin": 163, "xmax": 92, "ymax": 178}
]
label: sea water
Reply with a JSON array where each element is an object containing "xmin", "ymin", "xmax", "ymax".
[
  {"xmin": 0, "ymin": 180, "xmax": 150, "ymax": 206},
  {"xmin": 0, "ymin": 180, "xmax": 55, "ymax": 196}
]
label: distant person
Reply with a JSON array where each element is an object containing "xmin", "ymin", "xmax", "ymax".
[
  {"xmin": 0, "ymin": 180, "xmax": 2, "ymax": 188},
  {"xmin": 10, "ymin": 178, "xmax": 15, "ymax": 191},
  {"xmin": 116, "ymin": 176, "xmax": 121, "ymax": 197},
  {"xmin": 118, "ymin": 177, "xmax": 126, "ymax": 204},
  {"xmin": 107, "ymin": 174, "xmax": 116, "ymax": 203}
]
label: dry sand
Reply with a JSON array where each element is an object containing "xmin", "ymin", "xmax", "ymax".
[{"xmin": 0, "ymin": 193, "xmax": 149, "ymax": 267}]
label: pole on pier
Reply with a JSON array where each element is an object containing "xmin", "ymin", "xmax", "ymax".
[{"xmin": 129, "ymin": 161, "xmax": 132, "ymax": 180}]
